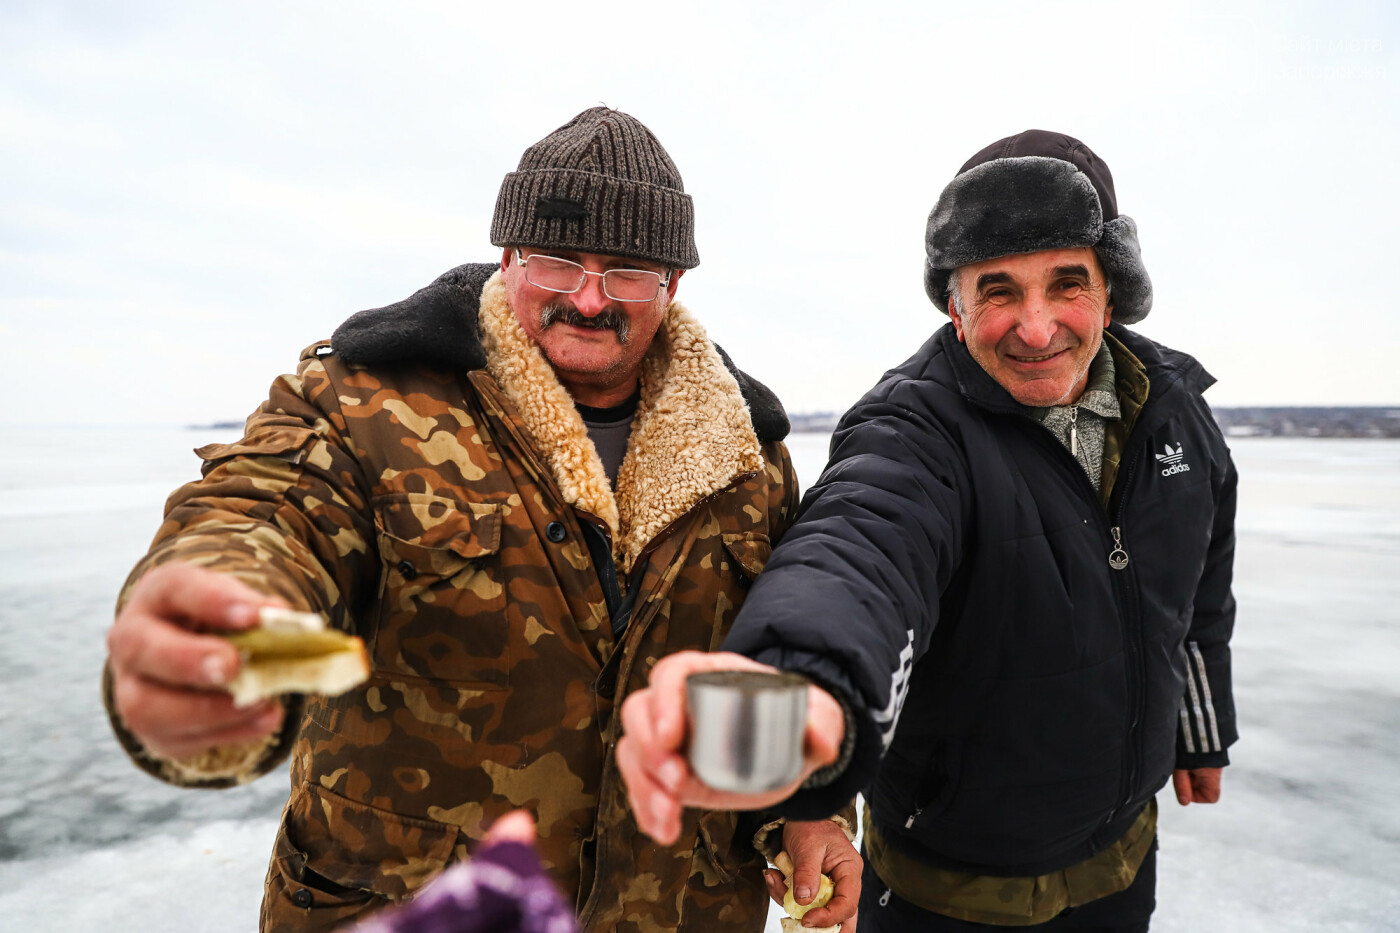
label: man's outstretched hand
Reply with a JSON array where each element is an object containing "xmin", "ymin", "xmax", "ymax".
[
  {"xmin": 107, "ymin": 563, "xmax": 289, "ymax": 759},
  {"xmin": 615, "ymin": 650, "xmax": 846, "ymax": 845}
]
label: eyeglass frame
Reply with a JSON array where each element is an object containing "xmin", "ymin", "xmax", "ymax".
[{"xmin": 513, "ymin": 248, "xmax": 673, "ymax": 302}]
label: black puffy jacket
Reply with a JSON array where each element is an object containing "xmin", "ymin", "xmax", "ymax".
[{"xmin": 725, "ymin": 322, "xmax": 1237, "ymax": 875}]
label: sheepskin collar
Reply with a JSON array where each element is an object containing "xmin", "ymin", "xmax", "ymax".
[
  {"xmin": 476, "ymin": 272, "xmax": 764, "ymax": 570},
  {"xmin": 331, "ymin": 262, "xmax": 789, "ymax": 444}
]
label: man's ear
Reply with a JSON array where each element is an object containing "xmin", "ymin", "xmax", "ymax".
[
  {"xmin": 501, "ymin": 247, "xmax": 514, "ymax": 275},
  {"xmin": 949, "ymin": 307, "xmax": 967, "ymax": 343},
  {"xmin": 947, "ymin": 272, "xmax": 968, "ymax": 343},
  {"xmin": 665, "ymin": 268, "xmax": 684, "ymax": 303},
  {"xmin": 1094, "ymin": 253, "xmax": 1113, "ymax": 328}
]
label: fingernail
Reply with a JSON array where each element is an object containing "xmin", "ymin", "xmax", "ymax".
[
  {"xmin": 225, "ymin": 603, "xmax": 256, "ymax": 627},
  {"xmin": 657, "ymin": 758, "xmax": 684, "ymax": 792},
  {"xmin": 202, "ymin": 653, "xmax": 231, "ymax": 686},
  {"xmin": 797, "ymin": 885, "xmax": 811, "ymax": 900}
]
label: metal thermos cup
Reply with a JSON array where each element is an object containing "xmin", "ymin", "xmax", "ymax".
[{"xmin": 685, "ymin": 670, "xmax": 809, "ymax": 793}]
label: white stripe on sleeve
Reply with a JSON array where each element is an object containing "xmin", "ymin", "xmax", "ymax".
[
  {"xmin": 1189, "ymin": 641, "xmax": 1223, "ymax": 752},
  {"xmin": 1177, "ymin": 695, "xmax": 1197, "ymax": 753}
]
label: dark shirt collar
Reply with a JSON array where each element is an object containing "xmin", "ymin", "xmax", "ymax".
[{"xmin": 575, "ymin": 389, "xmax": 641, "ymax": 425}]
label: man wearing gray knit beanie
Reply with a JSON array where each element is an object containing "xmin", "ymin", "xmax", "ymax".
[
  {"xmin": 621, "ymin": 130, "xmax": 1239, "ymax": 933},
  {"xmin": 101, "ymin": 106, "xmax": 859, "ymax": 933}
]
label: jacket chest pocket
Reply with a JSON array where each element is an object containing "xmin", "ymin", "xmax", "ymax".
[{"xmin": 371, "ymin": 492, "xmax": 511, "ymax": 686}]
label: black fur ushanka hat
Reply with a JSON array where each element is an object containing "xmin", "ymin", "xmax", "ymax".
[{"xmin": 924, "ymin": 129, "xmax": 1152, "ymax": 325}]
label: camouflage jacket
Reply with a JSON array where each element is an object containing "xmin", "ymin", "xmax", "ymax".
[{"xmin": 106, "ymin": 265, "xmax": 801, "ymax": 932}]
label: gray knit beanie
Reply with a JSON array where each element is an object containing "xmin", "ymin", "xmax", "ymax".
[
  {"xmin": 924, "ymin": 129, "xmax": 1152, "ymax": 324},
  {"xmin": 490, "ymin": 107, "xmax": 698, "ymax": 270}
]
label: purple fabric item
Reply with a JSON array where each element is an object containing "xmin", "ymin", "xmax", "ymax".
[{"xmin": 354, "ymin": 840, "xmax": 579, "ymax": 933}]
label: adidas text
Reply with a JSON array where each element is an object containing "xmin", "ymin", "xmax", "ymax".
[{"xmin": 1161, "ymin": 463, "xmax": 1192, "ymax": 477}]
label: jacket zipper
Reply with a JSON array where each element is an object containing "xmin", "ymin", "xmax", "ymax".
[
  {"xmin": 1105, "ymin": 452, "xmax": 1145, "ymax": 825},
  {"xmin": 1108, "ymin": 525, "xmax": 1129, "ymax": 570},
  {"xmin": 902, "ymin": 743, "xmax": 949, "ymax": 828},
  {"xmin": 577, "ymin": 515, "xmax": 625, "ymax": 606}
]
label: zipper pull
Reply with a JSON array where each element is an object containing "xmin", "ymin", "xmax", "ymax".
[
  {"xmin": 1069, "ymin": 406, "xmax": 1079, "ymax": 457},
  {"xmin": 1109, "ymin": 525, "xmax": 1129, "ymax": 570},
  {"xmin": 904, "ymin": 806, "xmax": 923, "ymax": 829},
  {"xmin": 879, "ymin": 889, "xmax": 893, "ymax": 907}
]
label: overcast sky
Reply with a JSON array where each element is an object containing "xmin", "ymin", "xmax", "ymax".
[{"xmin": 3, "ymin": 0, "xmax": 1397, "ymax": 427}]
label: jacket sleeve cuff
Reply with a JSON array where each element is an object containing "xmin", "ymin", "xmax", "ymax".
[
  {"xmin": 1176, "ymin": 749, "xmax": 1230, "ymax": 770},
  {"xmin": 750, "ymin": 803, "xmax": 859, "ymax": 864}
]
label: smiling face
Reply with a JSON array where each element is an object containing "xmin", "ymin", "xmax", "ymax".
[
  {"xmin": 947, "ymin": 247, "xmax": 1113, "ymax": 407},
  {"xmin": 499, "ymin": 247, "xmax": 681, "ymax": 406}
]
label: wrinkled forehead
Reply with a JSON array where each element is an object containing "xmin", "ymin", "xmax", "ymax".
[{"xmin": 954, "ymin": 246, "xmax": 1105, "ymax": 289}]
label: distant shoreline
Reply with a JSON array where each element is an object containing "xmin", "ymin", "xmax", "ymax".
[
  {"xmin": 185, "ymin": 409, "xmax": 1400, "ymax": 439},
  {"xmin": 786, "ymin": 406, "xmax": 1400, "ymax": 438}
]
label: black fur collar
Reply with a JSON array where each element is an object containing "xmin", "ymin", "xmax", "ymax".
[{"xmin": 331, "ymin": 263, "xmax": 789, "ymax": 443}]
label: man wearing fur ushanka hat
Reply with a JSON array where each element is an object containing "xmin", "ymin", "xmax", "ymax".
[
  {"xmin": 102, "ymin": 107, "xmax": 859, "ymax": 933},
  {"xmin": 620, "ymin": 130, "xmax": 1240, "ymax": 932}
]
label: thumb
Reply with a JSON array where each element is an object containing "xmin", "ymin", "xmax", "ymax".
[
  {"xmin": 791, "ymin": 857, "xmax": 822, "ymax": 903},
  {"xmin": 786, "ymin": 836, "xmax": 825, "ymax": 903},
  {"xmin": 1172, "ymin": 769, "xmax": 1192, "ymax": 805},
  {"xmin": 800, "ymin": 685, "xmax": 846, "ymax": 771}
]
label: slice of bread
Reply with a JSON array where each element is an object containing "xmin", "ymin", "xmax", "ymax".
[{"xmin": 223, "ymin": 608, "xmax": 369, "ymax": 706}]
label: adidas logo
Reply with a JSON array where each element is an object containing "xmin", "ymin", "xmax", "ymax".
[{"xmin": 1155, "ymin": 442, "xmax": 1192, "ymax": 477}]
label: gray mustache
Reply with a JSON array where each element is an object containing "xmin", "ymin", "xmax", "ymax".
[{"xmin": 539, "ymin": 303, "xmax": 631, "ymax": 343}]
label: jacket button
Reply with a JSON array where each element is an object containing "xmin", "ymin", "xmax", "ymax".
[
  {"xmin": 545, "ymin": 521, "xmax": 567, "ymax": 543},
  {"xmin": 396, "ymin": 559, "xmax": 418, "ymax": 580},
  {"xmin": 291, "ymin": 888, "xmax": 313, "ymax": 908}
]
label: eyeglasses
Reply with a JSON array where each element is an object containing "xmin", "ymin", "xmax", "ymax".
[{"xmin": 514, "ymin": 249, "xmax": 671, "ymax": 302}]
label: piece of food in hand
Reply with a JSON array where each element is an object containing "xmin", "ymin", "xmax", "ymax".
[
  {"xmin": 780, "ymin": 919, "xmax": 841, "ymax": 933},
  {"xmin": 773, "ymin": 850, "xmax": 840, "ymax": 931},
  {"xmin": 222, "ymin": 607, "xmax": 369, "ymax": 707}
]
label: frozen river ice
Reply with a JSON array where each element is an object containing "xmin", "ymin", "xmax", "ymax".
[{"xmin": 1, "ymin": 426, "xmax": 1397, "ymax": 931}]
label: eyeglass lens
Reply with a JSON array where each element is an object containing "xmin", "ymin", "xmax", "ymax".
[{"xmin": 524, "ymin": 254, "xmax": 662, "ymax": 302}]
